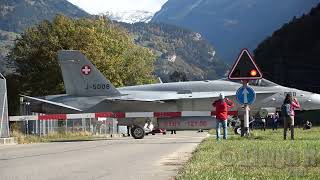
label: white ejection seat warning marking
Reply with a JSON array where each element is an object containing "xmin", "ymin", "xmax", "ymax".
[{"xmin": 81, "ymin": 65, "xmax": 91, "ymax": 75}]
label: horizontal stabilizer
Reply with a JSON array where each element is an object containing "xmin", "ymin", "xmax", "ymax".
[{"xmin": 21, "ymin": 95, "xmax": 83, "ymax": 112}]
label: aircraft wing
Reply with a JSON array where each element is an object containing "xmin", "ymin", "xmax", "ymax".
[
  {"xmin": 105, "ymin": 91, "xmax": 275, "ymax": 102},
  {"xmin": 21, "ymin": 95, "xmax": 83, "ymax": 112},
  {"xmin": 105, "ymin": 92, "xmax": 220, "ymax": 102}
]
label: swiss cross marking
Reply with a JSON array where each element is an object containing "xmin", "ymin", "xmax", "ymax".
[{"xmin": 81, "ymin": 65, "xmax": 91, "ymax": 75}]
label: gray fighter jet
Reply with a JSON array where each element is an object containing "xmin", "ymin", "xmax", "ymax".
[{"xmin": 22, "ymin": 50, "xmax": 320, "ymax": 138}]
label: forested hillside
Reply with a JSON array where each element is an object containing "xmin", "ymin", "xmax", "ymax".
[
  {"xmin": 254, "ymin": 4, "xmax": 320, "ymax": 93},
  {"xmin": 0, "ymin": 29, "xmax": 17, "ymax": 73},
  {"xmin": 0, "ymin": 0, "xmax": 90, "ymax": 73},
  {"xmin": 152, "ymin": 0, "xmax": 319, "ymax": 63},
  {"xmin": 122, "ymin": 22, "xmax": 228, "ymax": 82},
  {"xmin": 0, "ymin": 0, "xmax": 89, "ymax": 32}
]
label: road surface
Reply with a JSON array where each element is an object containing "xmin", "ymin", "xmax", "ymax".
[{"xmin": 0, "ymin": 131, "xmax": 206, "ymax": 180}]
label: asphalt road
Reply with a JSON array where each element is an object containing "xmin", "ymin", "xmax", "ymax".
[{"xmin": 0, "ymin": 131, "xmax": 206, "ymax": 180}]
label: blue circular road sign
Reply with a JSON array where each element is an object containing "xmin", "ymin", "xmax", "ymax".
[{"xmin": 236, "ymin": 86, "xmax": 256, "ymax": 105}]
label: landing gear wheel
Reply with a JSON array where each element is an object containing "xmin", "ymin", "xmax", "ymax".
[{"xmin": 131, "ymin": 126, "xmax": 145, "ymax": 139}]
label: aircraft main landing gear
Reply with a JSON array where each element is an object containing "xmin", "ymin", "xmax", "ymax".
[{"xmin": 131, "ymin": 126, "xmax": 145, "ymax": 139}]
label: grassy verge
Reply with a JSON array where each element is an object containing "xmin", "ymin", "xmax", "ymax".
[
  {"xmin": 177, "ymin": 127, "xmax": 320, "ymax": 179},
  {"xmin": 11, "ymin": 131, "xmax": 98, "ymax": 144}
]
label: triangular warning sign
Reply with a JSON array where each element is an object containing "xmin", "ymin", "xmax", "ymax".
[{"xmin": 228, "ymin": 49, "xmax": 263, "ymax": 80}]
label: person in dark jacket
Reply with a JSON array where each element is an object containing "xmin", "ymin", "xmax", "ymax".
[
  {"xmin": 212, "ymin": 93, "xmax": 234, "ymax": 140},
  {"xmin": 271, "ymin": 113, "xmax": 279, "ymax": 131}
]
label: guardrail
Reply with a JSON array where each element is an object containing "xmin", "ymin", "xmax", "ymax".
[{"xmin": 9, "ymin": 111, "xmax": 238, "ymax": 121}]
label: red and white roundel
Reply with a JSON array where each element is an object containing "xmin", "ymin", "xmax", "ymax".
[{"xmin": 81, "ymin": 65, "xmax": 91, "ymax": 75}]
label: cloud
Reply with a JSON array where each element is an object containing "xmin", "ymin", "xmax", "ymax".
[{"xmin": 68, "ymin": 0, "xmax": 168, "ymax": 14}]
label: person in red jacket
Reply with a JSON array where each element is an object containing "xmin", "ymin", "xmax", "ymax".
[
  {"xmin": 282, "ymin": 93, "xmax": 300, "ymax": 140},
  {"xmin": 212, "ymin": 93, "xmax": 234, "ymax": 140}
]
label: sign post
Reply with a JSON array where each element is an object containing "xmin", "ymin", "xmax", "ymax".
[
  {"xmin": 242, "ymin": 81, "xmax": 250, "ymax": 136},
  {"xmin": 228, "ymin": 49, "xmax": 262, "ymax": 136}
]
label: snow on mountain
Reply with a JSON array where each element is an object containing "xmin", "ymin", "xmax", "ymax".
[{"xmin": 104, "ymin": 10, "xmax": 154, "ymax": 23}]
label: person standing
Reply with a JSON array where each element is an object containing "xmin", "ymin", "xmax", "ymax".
[
  {"xmin": 272, "ymin": 113, "xmax": 279, "ymax": 131},
  {"xmin": 261, "ymin": 117, "xmax": 266, "ymax": 131},
  {"xmin": 282, "ymin": 94, "xmax": 300, "ymax": 140},
  {"xmin": 171, "ymin": 130, "xmax": 176, "ymax": 134},
  {"xmin": 212, "ymin": 93, "xmax": 234, "ymax": 140}
]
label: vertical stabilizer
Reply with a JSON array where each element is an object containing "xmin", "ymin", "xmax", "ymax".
[{"xmin": 58, "ymin": 50, "xmax": 120, "ymax": 97}]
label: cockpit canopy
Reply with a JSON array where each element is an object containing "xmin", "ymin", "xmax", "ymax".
[
  {"xmin": 221, "ymin": 78, "xmax": 278, "ymax": 87},
  {"xmin": 249, "ymin": 79, "xmax": 278, "ymax": 87}
]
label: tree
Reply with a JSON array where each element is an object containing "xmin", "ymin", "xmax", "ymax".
[
  {"xmin": 7, "ymin": 15, "xmax": 156, "ymax": 114},
  {"xmin": 254, "ymin": 3, "xmax": 320, "ymax": 92}
]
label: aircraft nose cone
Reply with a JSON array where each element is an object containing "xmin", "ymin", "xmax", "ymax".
[{"xmin": 308, "ymin": 94, "xmax": 320, "ymax": 109}]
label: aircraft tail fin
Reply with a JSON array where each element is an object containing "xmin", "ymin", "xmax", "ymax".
[{"xmin": 58, "ymin": 50, "xmax": 120, "ymax": 97}]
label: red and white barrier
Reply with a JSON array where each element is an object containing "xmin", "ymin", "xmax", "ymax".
[{"xmin": 9, "ymin": 111, "xmax": 238, "ymax": 121}]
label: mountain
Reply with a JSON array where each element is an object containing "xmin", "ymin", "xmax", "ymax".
[
  {"xmin": 254, "ymin": 3, "xmax": 320, "ymax": 93},
  {"xmin": 104, "ymin": 10, "xmax": 154, "ymax": 24},
  {"xmin": 152, "ymin": 0, "xmax": 320, "ymax": 63},
  {"xmin": 0, "ymin": 29, "xmax": 17, "ymax": 73},
  {"xmin": 0, "ymin": 0, "xmax": 228, "ymax": 81},
  {"xmin": 121, "ymin": 22, "xmax": 228, "ymax": 81},
  {"xmin": 0, "ymin": 0, "xmax": 90, "ymax": 72},
  {"xmin": 0, "ymin": 0, "xmax": 89, "ymax": 33}
]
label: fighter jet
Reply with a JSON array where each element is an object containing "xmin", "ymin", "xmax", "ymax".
[{"xmin": 22, "ymin": 50, "xmax": 320, "ymax": 138}]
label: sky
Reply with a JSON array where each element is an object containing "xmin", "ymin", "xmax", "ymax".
[{"xmin": 67, "ymin": 0, "xmax": 168, "ymax": 14}]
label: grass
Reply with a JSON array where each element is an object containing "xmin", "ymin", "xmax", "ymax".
[
  {"xmin": 11, "ymin": 131, "xmax": 97, "ymax": 144},
  {"xmin": 176, "ymin": 127, "xmax": 320, "ymax": 180}
]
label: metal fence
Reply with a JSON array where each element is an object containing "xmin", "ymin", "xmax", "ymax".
[
  {"xmin": 11, "ymin": 117, "xmax": 125, "ymax": 136},
  {"xmin": 0, "ymin": 73, "xmax": 9, "ymax": 138}
]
